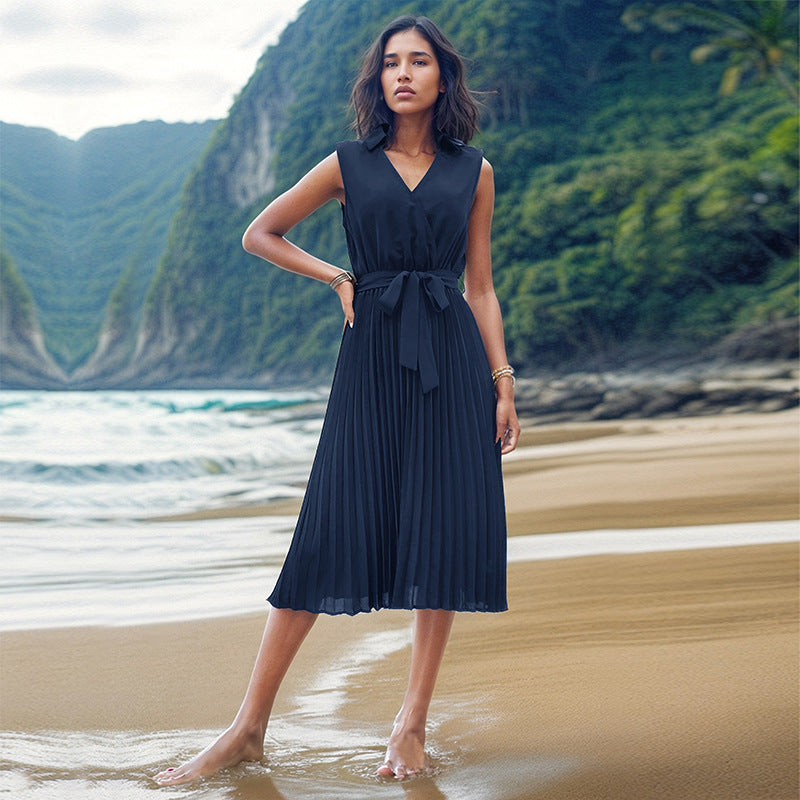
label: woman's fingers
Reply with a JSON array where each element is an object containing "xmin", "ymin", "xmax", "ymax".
[
  {"xmin": 335, "ymin": 282, "xmax": 355, "ymax": 328},
  {"xmin": 496, "ymin": 400, "xmax": 520, "ymax": 454},
  {"xmin": 500, "ymin": 425, "xmax": 520, "ymax": 454}
]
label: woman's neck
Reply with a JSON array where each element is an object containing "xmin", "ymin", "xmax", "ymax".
[{"xmin": 388, "ymin": 116, "xmax": 437, "ymax": 155}]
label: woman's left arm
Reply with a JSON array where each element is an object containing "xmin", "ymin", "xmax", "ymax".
[{"xmin": 464, "ymin": 158, "xmax": 521, "ymax": 455}]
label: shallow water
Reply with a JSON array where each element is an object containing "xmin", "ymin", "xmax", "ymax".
[
  {"xmin": 1, "ymin": 516, "xmax": 296, "ymax": 629},
  {"xmin": 0, "ymin": 727, "xmax": 577, "ymax": 799},
  {"xmin": 0, "ymin": 623, "xmax": 577, "ymax": 798},
  {"xmin": 3, "ymin": 516, "xmax": 796, "ymax": 630}
]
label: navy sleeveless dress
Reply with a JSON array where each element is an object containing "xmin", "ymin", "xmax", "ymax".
[{"xmin": 267, "ymin": 126, "xmax": 507, "ymax": 614}]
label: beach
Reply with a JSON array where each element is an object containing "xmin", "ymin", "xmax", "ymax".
[{"xmin": 1, "ymin": 408, "xmax": 798, "ymax": 799}]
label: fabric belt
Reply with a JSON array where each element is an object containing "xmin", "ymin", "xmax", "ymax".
[{"xmin": 355, "ymin": 270, "xmax": 460, "ymax": 393}]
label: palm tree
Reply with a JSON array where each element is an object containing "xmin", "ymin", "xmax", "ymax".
[{"xmin": 622, "ymin": 0, "xmax": 798, "ymax": 103}]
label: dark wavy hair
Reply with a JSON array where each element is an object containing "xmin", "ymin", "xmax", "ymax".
[{"xmin": 350, "ymin": 15, "xmax": 480, "ymax": 144}]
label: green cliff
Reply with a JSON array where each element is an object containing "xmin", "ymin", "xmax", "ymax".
[
  {"xmin": 122, "ymin": 0, "xmax": 797, "ymax": 386},
  {"xmin": 3, "ymin": 0, "xmax": 796, "ymax": 388},
  {"xmin": 0, "ymin": 119, "xmax": 217, "ymax": 380}
]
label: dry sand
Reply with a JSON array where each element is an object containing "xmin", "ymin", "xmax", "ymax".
[{"xmin": 1, "ymin": 409, "xmax": 798, "ymax": 799}]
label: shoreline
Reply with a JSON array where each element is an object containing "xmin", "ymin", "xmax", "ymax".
[
  {"xmin": 1, "ymin": 541, "xmax": 796, "ymax": 799},
  {"xmin": 1, "ymin": 410, "xmax": 796, "ymax": 531},
  {"xmin": 143, "ymin": 409, "xmax": 799, "ymax": 533},
  {"xmin": 1, "ymin": 408, "xmax": 797, "ymax": 798}
]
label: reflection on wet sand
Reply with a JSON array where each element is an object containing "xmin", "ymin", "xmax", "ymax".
[
  {"xmin": 231, "ymin": 754, "xmax": 578, "ymax": 800},
  {"xmin": 1, "ymin": 410, "xmax": 797, "ymax": 799},
  {"xmin": 1, "ymin": 538, "xmax": 796, "ymax": 799}
]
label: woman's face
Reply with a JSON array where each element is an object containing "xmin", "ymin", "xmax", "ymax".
[{"xmin": 381, "ymin": 29, "xmax": 444, "ymax": 119}]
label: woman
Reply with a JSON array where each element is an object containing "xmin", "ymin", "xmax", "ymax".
[{"xmin": 155, "ymin": 14, "xmax": 519, "ymax": 785}]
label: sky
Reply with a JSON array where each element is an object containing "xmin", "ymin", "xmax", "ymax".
[{"xmin": 0, "ymin": 0, "xmax": 308, "ymax": 140}]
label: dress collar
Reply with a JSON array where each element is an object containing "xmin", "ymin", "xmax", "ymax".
[
  {"xmin": 363, "ymin": 124, "xmax": 465, "ymax": 153},
  {"xmin": 363, "ymin": 124, "xmax": 389, "ymax": 151}
]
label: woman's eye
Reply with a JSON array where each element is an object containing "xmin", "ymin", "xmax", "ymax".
[{"xmin": 383, "ymin": 61, "xmax": 397, "ymax": 68}]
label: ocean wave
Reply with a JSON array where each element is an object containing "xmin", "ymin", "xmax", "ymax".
[
  {"xmin": 150, "ymin": 395, "xmax": 323, "ymax": 414},
  {"xmin": 0, "ymin": 452, "xmax": 277, "ymax": 484},
  {"xmin": 0, "ymin": 389, "xmax": 323, "ymax": 518},
  {"xmin": 0, "ymin": 389, "xmax": 326, "ymax": 416}
]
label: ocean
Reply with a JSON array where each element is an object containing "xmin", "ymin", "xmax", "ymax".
[
  {"xmin": 0, "ymin": 389, "xmax": 326, "ymax": 630},
  {"xmin": 2, "ymin": 389, "xmax": 797, "ymax": 631}
]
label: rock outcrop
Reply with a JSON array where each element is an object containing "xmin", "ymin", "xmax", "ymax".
[{"xmin": 515, "ymin": 360, "xmax": 798, "ymax": 423}]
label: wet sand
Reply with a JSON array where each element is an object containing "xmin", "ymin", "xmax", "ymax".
[{"xmin": 1, "ymin": 409, "xmax": 798, "ymax": 799}]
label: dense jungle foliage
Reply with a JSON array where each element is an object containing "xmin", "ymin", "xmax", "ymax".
[
  {"xmin": 136, "ymin": 0, "xmax": 797, "ymax": 385},
  {"xmin": 2, "ymin": 0, "xmax": 796, "ymax": 385},
  {"xmin": 0, "ymin": 120, "xmax": 216, "ymax": 369}
]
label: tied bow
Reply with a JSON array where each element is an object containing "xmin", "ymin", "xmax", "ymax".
[{"xmin": 357, "ymin": 270, "xmax": 459, "ymax": 393}]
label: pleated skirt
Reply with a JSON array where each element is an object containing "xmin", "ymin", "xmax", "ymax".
[{"xmin": 267, "ymin": 284, "xmax": 508, "ymax": 614}]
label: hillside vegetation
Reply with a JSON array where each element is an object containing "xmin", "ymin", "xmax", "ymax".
[
  {"xmin": 126, "ymin": 0, "xmax": 796, "ymax": 386},
  {"xmin": 2, "ymin": 0, "xmax": 796, "ymax": 388},
  {"xmin": 0, "ymin": 120, "xmax": 216, "ymax": 370},
  {"xmin": 0, "ymin": 248, "xmax": 66, "ymax": 386}
]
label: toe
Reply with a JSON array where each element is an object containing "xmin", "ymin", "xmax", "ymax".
[{"xmin": 154, "ymin": 768, "xmax": 190, "ymax": 786}]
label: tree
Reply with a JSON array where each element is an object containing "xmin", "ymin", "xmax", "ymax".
[{"xmin": 622, "ymin": 0, "xmax": 799, "ymax": 103}]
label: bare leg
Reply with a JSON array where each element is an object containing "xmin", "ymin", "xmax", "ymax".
[
  {"xmin": 154, "ymin": 607, "xmax": 317, "ymax": 786},
  {"xmin": 378, "ymin": 609, "xmax": 455, "ymax": 779}
]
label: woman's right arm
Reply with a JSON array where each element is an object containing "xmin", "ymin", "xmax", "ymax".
[{"xmin": 242, "ymin": 152, "xmax": 354, "ymax": 324}]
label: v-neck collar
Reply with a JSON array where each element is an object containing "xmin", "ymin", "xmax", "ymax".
[
  {"xmin": 380, "ymin": 147, "xmax": 439, "ymax": 194},
  {"xmin": 362, "ymin": 125, "xmax": 465, "ymax": 193}
]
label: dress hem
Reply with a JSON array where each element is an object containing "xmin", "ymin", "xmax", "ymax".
[{"xmin": 266, "ymin": 599, "xmax": 508, "ymax": 616}]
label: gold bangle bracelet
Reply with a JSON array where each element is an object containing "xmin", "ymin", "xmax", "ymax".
[
  {"xmin": 491, "ymin": 364, "xmax": 514, "ymax": 380},
  {"xmin": 329, "ymin": 271, "xmax": 355, "ymax": 290},
  {"xmin": 493, "ymin": 373, "xmax": 516, "ymax": 388}
]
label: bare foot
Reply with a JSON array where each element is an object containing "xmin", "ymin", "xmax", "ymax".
[
  {"xmin": 153, "ymin": 725, "xmax": 264, "ymax": 786},
  {"xmin": 377, "ymin": 720, "xmax": 428, "ymax": 780}
]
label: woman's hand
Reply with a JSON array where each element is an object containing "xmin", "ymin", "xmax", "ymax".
[
  {"xmin": 335, "ymin": 280, "xmax": 355, "ymax": 329},
  {"xmin": 496, "ymin": 395, "xmax": 520, "ymax": 454}
]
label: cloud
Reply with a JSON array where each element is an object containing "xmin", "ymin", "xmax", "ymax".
[
  {"xmin": 85, "ymin": 4, "xmax": 159, "ymax": 37},
  {"xmin": 13, "ymin": 67, "xmax": 132, "ymax": 95},
  {"xmin": 0, "ymin": 0, "xmax": 307, "ymax": 138},
  {"xmin": 0, "ymin": 2, "xmax": 58, "ymax": 36}
]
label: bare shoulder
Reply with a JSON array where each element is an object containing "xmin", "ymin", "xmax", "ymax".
[
  {"xmin": 472, "ymin": 157, "xmax": 495, "ymax": 211},
  {"xmin": 478, "ymin": 157, "xmax": 494, "ymax": 187},
  {"xmin": 299, "ymin": 152, "xmax": 344, "ymax": 202}
]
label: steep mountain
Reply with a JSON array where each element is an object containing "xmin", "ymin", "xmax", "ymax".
[
  {"xmin": 0, "ymin": 248, "xmax": 67, "ymax": 387},
  {"xmin": 0, "ymin": 119, "xmax": 217, "ymax": 378},
  {"xmin": 3, "ymin": 0, "xmax": 796, "ymax": 389},
  {"xmin": 113, "ymin": 0, "xmax": 400, "ymax": 387},
  {"xmin": 117, "ymin": 0, "xmax": 797, "ymax": 387}
]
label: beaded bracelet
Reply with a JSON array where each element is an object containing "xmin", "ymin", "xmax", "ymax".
[
  {"xmin": 329, "ymin": 270, "xmax": 356, "ymax": 290},
  {"xmin": 491, "ymin": 364, "xmax": 514, "ymax": 379},
  {"xmin": 491, "ymin": 364, "xmax": 515, "ymax": 388}
]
